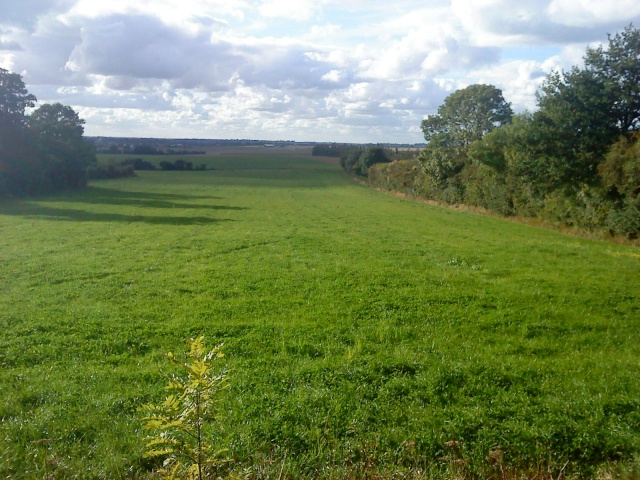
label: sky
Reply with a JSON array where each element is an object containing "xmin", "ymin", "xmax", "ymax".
[{"xmin": 1, "ymin": 1, "xmax": 639, "ymax": 143}]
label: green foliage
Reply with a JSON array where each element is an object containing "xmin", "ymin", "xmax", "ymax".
[
  {"xmin": 584, "ymin": 24, "xmax": 640, "ymax": 133},
  {"xmin": 421, "ymin": 84, "xmax": 513, "ymax": 148},
  {"xmin": 87, "ymin": 161, "xmax": 136, "ymax": 180},
  {"xmin": 340, "ymin": 147, "xmax": 364, "ymax": 174},
  {"xmin": 530, "ymin": 24, "xmax": 640, "ymax": 188},
  {"xmin": 141, "ymin": 337, "xmax": 228, "ymax": 480},
  {"xmin": 0, "ymin": 71, "xmax": 95, "ymax": 197},
  {"xmin": 390, "ymin": 26, "xmax": 640, "ymax": 237},
  {"xmin": 0, "ymin": 68, "xmax": 36, "ymax": 126},
  {"xmin": 121, "ymin": 157, "xmax": 157, "ymax": 170},
  {"xmin": 533, "ymin": 69, "xmax": 614, "ymax": 185},
  {"xmin": 160, "ymin": 159, "xmax": 194, "ymax": 171},
  {"xmin": 459, "ymin": 164, "xmax": 513, "ymax": 215},
  {"xmin": 599, "ymin": 132, "xmax": 640, "ymax": 198},
  {"xmin": 0, "ymin": 69, "xmax": 38, "ymax": 196},
  {"xmin": 367, "ymin": 159, "xmax": 426, "ymax": 197},
  {"xmin": 467, "ymin": 125, "xmax": 509, "ymax": 172},
  {"xmin": 598, "ymin": 135, "xmax": 640, "ymax": 237},
  {"xmin": 420, "ymin": 84, "xmax": 512, "ymax": 186},
  {"xmin": 340, "ymin": 146, "xmax": 391, "ymax": 176},
  {"xmin": 311, "ymin": 144, "xmax": 352, "ymax": 157},
  {"xmin": 357, "ymin": 146, "xmax": 390, "ymax": 175},
  {"xmin": 29, "ymin": 103, "xmax": 96, "ymax": 191},
  {"xmin": 419, "ymin": 142, "xmax": 466, "ymax": 186}
]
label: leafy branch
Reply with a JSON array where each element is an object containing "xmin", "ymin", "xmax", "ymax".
[{"xmin": 141, "ymin": 337, "xmax": 228, "ymax": 480}]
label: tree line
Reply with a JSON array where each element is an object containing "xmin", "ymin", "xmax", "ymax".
[
  {"xmin": 0, "ymin": 68, "xmax": 97, "ymax": 196},
  {"xmin": 364, "ymin": 25, "xmax": 640, "ymax": 238}
]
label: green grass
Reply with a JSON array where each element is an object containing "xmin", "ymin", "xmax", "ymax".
[{"xmin": 1, "ymin": 153, "xmax": 639, "ymax": 478}]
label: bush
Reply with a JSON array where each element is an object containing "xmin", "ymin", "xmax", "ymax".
[
  {"xmin": 141, "ymin": 337, "xmax": 228, "ymax": 480},
  {"xmin": 460, "ymin": 164, "xmax": 513, "ymax": 215},
  {"xmin": 606, "ymin": 197, "xmax": 640, "ymax": 238},
  {"xmin": 121, "ymin": 158, "xmax": 156, "ymax": 170},
  {"xmin": 87, "ymin": 162, "xmax": 135, "ymax": 180},
  {"xmin": 340, "ymin": 148, "xmax": 364, "ymax": 174},
  {"xmin": 357, "ymin": 147, "xmax": 390, "ymax": 175},
  {"xmin": 160, "ymin": 160, "xmax": 193, "ymax": 171},
  {"xmin": 368, "ymin": 160, "xmax": 426, "ymax": 197}
]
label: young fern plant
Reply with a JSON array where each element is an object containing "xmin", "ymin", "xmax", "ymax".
[{"xmin": 141, "ymin": 337, "xmax": 228, "ymax": 480}]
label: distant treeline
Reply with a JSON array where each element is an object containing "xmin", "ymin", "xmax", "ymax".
[
  {"xmin": 311, "ymin": 144, "xmax": 352, "ymax": 157},
  {"xmin": 0, "ymin": 69, "xmax": 96, "ymax": 196},
  {"xmin": 359, "ymin": 26, "xmax": 640, "ymax": 239},
  {"xmin": 88, "ymin": 158, "xmax": 207, "ymax": 179},
  {"xmin": 0, "ymin": 68, "xmax": 214, "ymax": 196},
  {"xmin": 313, "ymin": 144, "xmax": 417, "ymax": 177},
  {"xmin": 101, "ymin": 144, "xmax": 206, "ymax": 155}
]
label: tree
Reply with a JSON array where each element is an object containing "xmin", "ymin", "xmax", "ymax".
[
  {"xmin": 584, "ymin": 24, "xmax": 640, "ymax": 134},
  {"xmin": 598, "ymin": 132, "xmax": 640, "ymax": 199},
  {"xmin": 142, "ymin": 337, "xmax": 228, "ymax": 480},
  {"xmin": 340, "ymin": 147, "xmax": 364, "ymax": 174},
  {"xmin": 533, "ymin": 69, "xmax": 617, "ymax": 185},
  {"xmin": 28, "ymin": 103, "xmax": 96, "ymax": 191},
  {"xmin": 0, "ymin": 68, "xmax": 36, "ymax": 127},
  {"xmin": 532, "ymin": 25, "xmax": 640, "ymax": 187},
  {"xmin": 357, "ymin": 147, "xmax": 390, "ymax": 175},
  {"xmin": 0, "ymin": 71, "xmax": 95, "ymax": 196},
  {"xmin": 0, "ymin": 69, "xmax": 39, "ymax": 195},
  {"xmin": 421, "ymin": 84, "xmax": 513, "ymax": 150},
  {"xmin": 419, "ymin": 84, "xmax": 512, "ymax": 184}
]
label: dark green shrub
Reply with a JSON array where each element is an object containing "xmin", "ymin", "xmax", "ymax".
[
  {"xmin": 460, "ymin": 164, "xmax": 513, "ymax": 215},
  {"xmin": 87, "ymin": 162, "xmax": 135, "ymax": 180},
  {"xmin": 121, "ymin": 158, "xmax": 156, "ymax": 170},
  {"xmin": 357, "ymin": 147, "xmax": 390, "ymax": 176}
]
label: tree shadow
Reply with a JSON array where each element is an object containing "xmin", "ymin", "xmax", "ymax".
[
  {"xmin": 0, "ymin": 186, "xmax": 246, "ymax": 226},
  {"xmin": 66, "ymin": 186, "xmax": 240, "ymax": 210},
  {"xmin": 13, "ymin": 206, "xmax": 235, "ymax": 225}
]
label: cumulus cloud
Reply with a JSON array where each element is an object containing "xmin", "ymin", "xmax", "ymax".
[
  {"xmin": 1, "ymin": 0, "xmax": 639, "ymax": 143},
  {"xmin": 0, "ymin": 0, "xmax": 73, "ymax": 29},
  {"xmin": 258, "ymin": 0, "xmax": 322, "ymax": 21}
]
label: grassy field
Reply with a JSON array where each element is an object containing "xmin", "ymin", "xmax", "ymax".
[{"xmin": 1, "ymin": 150, "xmax": 639, "ymax": 479}]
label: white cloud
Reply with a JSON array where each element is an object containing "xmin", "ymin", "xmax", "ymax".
[
  {"xmin": 321, "ymin": 70, "xmax": 344, "ymax": 83},
  {"xmin": 257, "ymin": 0, "xmax": 322, "ymax": 22},
  {"xmin": 1, "ymin": 0, "xmax": 639, "ymax": 143},
  {"xmin": 546, "ymin": 0, "xmax": 640, "ymax": 27}
]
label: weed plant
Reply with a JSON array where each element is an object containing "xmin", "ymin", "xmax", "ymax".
[
  {"xmin": 0, "ymin": 153, "xmax": 639, "ymax": 478},
  {"xmin": 141, "ymin": 337, "xmax": 227, "ymax": 479}
]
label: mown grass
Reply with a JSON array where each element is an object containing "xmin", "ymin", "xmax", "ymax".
[{"xmin": 1, "ymin": 152, "xmax": 639, "ymax": 479}]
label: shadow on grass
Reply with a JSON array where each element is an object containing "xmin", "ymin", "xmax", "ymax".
[
  {"xmin": 15, "ymin": 207, "xmax": 235, "ymax": 225},
  {"xmin": 72, "ymin": 186, "xmax": 238, "ymax": 210},
  {"xmin": 0, "ymin": 186, "xmax": 245, "ymax": 226}
]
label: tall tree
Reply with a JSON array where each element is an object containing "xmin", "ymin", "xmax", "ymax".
[
  {"xmin": 0, "ymin": 68, "xmax": 36, "ymax": 127},
  {"xmin": 357, "ymin": 147, "xmax": 390, "ymax": 175},
  {"xmin": 0, "ymin": 69, "xmax": 38, "ymax": 195},
  {"xmin": 419, "ymin": 84, "xmax": 512, "ymax": 183},
  {"xmin": 584, "ymin": 24, "xmax": 640, "ymax": 134},
  {"xmin": 29, "ymin": 103, "xmax": 95, "ymax": 190},
  {"xmin": 421, "ymin": 84, "xmax": 513, "ymax": 150},
  {"xmin": 532, "ymin": 24, "xmax": 640, "ymax": 187},
  {"xmin": 0, "ymin": 69, "xmax": 96, "ymax": 196}
]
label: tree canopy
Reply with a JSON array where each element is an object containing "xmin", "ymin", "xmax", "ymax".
[
  {"xmin": 0, "ymin": 68, "xmax": 36, "ymax": 128},
  {"xmin": 584, "ymin": 25, "xmax": 640, "ymax": 133},
  {"xmin": 359, "ymin": 25, "xmax": 640, "ymax": 238},
  {"xmin": 419, "ymin": 84, "xmax": 512, "ymax": 183},
  {"xmin": 421, "ymin": 84, "xmax": 513, "ymax": 149},
  {"xmin": 0, "ymin": 70, "xmax": 95, "ymax": 196}
]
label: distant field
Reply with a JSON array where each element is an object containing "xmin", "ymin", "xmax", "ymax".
[
  {"xmin": 1, "ymin": 152, "xmax": 639, "ymax": 479},
  {"xmin": 97, "ymin": 144, "xmax": 340, "ymax": 168}
]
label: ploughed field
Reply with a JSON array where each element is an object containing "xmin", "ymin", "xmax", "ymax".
[{"xmin": 1, "ymin": 149, "xmax": 639, "ymax": 479}]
